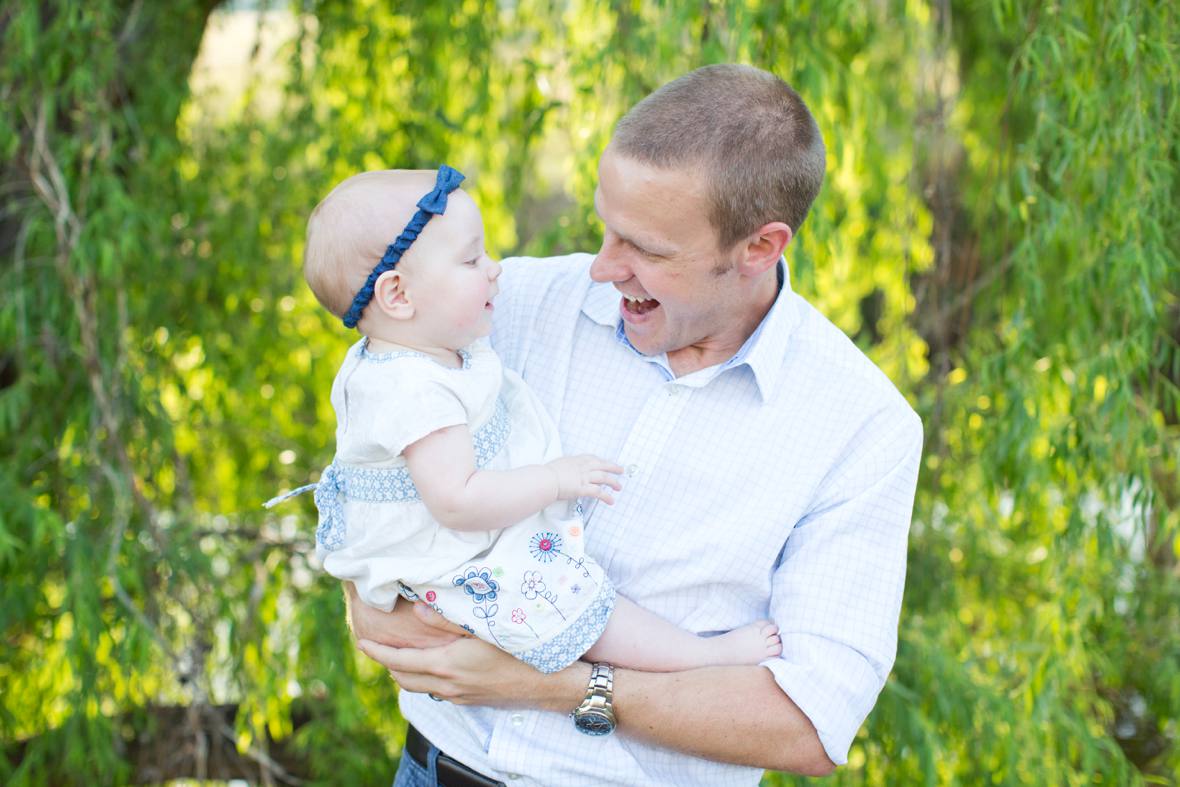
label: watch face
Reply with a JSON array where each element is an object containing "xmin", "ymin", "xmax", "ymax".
[{"xmin": 575, "ymin": 710, "xmax": 615, "ymax": 736}]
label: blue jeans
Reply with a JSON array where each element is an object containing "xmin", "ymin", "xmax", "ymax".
[{"xmin": 392, "ymin": 743, "xmax": 440, "ymax": 787}]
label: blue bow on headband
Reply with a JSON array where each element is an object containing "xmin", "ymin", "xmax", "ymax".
[{"xmin": 341, "ymin": 165, "xmax": 466, "ymax": 329}]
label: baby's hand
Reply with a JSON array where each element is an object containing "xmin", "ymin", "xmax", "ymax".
[{"xmin": 546, "ymin": 455, "xmax": 624, "ymax": 504}]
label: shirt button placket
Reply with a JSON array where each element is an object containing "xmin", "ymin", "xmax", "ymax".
[
  {"xmin": 487, "ymin": 711, "xmax": 533, "ymax": 785},
  {"xmin": 599, "ymin": 384, "xmax": 691, "ymax": 568}
]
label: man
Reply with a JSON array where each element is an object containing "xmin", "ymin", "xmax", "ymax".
[{"xmin": 350, "ymin": 63, "xmax": 923, "ymax": 786}]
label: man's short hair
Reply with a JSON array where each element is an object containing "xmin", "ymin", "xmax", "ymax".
[{"xmin": 611, "ymin": 64, "xmax": 826, "ymax": 249}]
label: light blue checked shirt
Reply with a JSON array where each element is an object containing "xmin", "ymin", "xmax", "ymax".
[{"xmin": 399, "ymin": 253, "xmax": 923, "ymax": 786}]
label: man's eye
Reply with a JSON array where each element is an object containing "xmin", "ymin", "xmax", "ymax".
[{"xmin": 625, "ymin": 240, "xmax": 661, "ymax": 259}]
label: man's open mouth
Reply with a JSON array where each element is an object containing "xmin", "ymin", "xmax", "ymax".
[{"xmin": 622, "ymin": 293, "xmax": 660, "ymax": 315}]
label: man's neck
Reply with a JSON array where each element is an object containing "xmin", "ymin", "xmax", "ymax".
[{"xmin": 666, "ymin": 269, "xmax": 781, "ymax": 377}]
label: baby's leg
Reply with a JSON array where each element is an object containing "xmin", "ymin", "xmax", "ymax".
[{"xmin": 583, "ymin": 596, "xmax": 781, "ymax": 672}]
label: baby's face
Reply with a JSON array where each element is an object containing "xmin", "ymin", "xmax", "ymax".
[{"xmin": 400, "ymin": 191, "xmax": 501, "ymax": 350}]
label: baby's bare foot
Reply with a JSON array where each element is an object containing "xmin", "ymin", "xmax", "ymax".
[{"xmin": 709, "ymin": 620, "xmax": 782, "ymax": 666}]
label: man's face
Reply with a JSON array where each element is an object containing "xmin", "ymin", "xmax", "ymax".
[{"xmin": 589, "ymin": 147, "xmax": 746, "ymax": 362}]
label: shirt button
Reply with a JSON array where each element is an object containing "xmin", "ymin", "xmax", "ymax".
[
  {"xmin": 625, "ymin": 463, "xmax": 639, "ymax": 477},
  {"xmin": 507, "ymin": 775, "xmax": 520, "ymax": 780},
  {"xmin": 510, "ymin": 713, "xmax": 524, "ymax": 726}
]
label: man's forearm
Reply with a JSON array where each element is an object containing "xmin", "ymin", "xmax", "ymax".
[
  {"xmin": 535, "ymin": 662, "xmax": 835, "ymax": 777},
  {"xmin": 351, "ymin": 598, "xmax": 837, "ymax": 776}
]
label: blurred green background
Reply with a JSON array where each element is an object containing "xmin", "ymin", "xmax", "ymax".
[{"xmin": 2, "ymin": 1, "xmax": 1178, "ymax": 784}]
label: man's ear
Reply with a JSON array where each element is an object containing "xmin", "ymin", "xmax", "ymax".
[
  {"xmin": 737, "ymin": 221, "xmax": 793, "ymax": 277},
  {"xmin": 371, "ymin": 269, "xmax": 414, "ymax": 320}
]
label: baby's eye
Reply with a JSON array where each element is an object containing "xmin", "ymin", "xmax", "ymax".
[{"xmin": 464, "ymin": 257, "xmax": 479, "ymax": 266}]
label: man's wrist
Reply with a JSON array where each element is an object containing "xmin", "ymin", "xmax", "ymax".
[
  {"xmin": 571, "ymin": 662, "xmax": 617, "ymax": 736},
  {"xmin": 537, "ymin": 660, "xmax": 594, "ymax": 714}
]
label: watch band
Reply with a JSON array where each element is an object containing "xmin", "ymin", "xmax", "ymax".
[
  {"xmin": 586, "ymin": 662, "xmax": 613, "ymax": 698},
  {"xmin": 572, "ymin": 662, "xmax": 616, "ymax": 735}
]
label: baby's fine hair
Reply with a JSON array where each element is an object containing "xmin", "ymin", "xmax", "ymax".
[{"xmin": 303, "ymin": 170, "xmax": 440, "ymax": 319}]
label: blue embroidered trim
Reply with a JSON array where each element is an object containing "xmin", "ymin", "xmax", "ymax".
[
  {"xmin": 514, "ymin": 575, "xmax": 616, "ymax": 674},
  {"xmin": 313, "ymin": 397, "xmax": 511, "ymax": 551},
  {"xmin": 342, "ymin": 165, "xmax": 466, "ymax": 329},
  {"xmin": 358, "ymin": 341, "xmax": 472, "ymax": 370},
  {"xmin": 473, "ymin": 397, "xmax": 511, "ymax": 466},
  {"xmin": 471, "ymin": 397, "xmax": 510, "ymax": 464}
]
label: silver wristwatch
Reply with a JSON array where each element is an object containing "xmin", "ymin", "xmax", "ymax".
[{"xmin": 571, "ymin": 662, "xmax": 616, "ymax": 736}]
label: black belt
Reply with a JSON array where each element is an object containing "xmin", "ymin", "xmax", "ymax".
[{"xmin": 405, "ymin": 723, "xmax": 507, "ymax": 787}]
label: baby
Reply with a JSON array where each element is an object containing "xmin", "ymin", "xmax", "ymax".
[{"xmin": 272, "ymin": 166, "xmax": 780, "ymax": 674}]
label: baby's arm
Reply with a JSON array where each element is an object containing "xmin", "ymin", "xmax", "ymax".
[
  {"xmin": 584, "ymin": 597, "xmax": 782, "ymax": 672},
  {"xmin": 403, "ymin": 424, "xmax": 623, "ymax": 532}
]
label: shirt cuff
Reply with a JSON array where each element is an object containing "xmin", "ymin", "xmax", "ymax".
[{"xmin": 761, "ymin": 637, "xmax": 885, "ymax": 766}]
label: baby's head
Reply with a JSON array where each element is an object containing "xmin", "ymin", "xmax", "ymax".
[{"xmin": 304, "ymin": 169, "xmax": 500, "ymax": 348}]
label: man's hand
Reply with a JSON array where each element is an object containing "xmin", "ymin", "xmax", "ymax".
[
  {"xmin": 546, "ymin": 454, "xmax": 624, "ymax": 504},
  {"xmin": 358, "ymin": 634, "xmax": 590, "ymax": 710},
  {"xmin": 345, "ymin": 582, "xmax": 467, "ymax": 649}
]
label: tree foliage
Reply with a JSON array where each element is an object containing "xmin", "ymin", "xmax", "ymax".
[{"xmin": 1, "ymin": 1, "xmax": 1177, "ymax": 784}]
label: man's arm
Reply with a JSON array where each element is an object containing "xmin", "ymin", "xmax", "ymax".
[
  {"xmin": 354, "ymin": 612, "xmax": 835, "ymax": 777},
  {"xmin": 609, "ymin": 663, "xmax": 836, "ymax": 775}
]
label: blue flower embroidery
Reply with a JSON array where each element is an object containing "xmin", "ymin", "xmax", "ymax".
[
  {"xmin": 453, "ymin": 567, "xmax": 499, "ymax": 602},
  {"xmin": 529, "ymin": 531, "xmax": 563, "ymax": 563}
]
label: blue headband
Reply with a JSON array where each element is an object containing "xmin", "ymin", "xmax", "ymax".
[{"xmin": 342, "ymin": 165, "xmax": 467, "ymax": 329}]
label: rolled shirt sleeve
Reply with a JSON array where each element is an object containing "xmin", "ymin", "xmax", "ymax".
[{"xmin": 763, "ymin": 407, "xmax": 923, "ymax": 765}]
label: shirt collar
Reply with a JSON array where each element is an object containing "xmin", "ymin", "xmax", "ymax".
[{"xmin": 580, "ymin": 259, "xmax": 799, "ymax": 400}]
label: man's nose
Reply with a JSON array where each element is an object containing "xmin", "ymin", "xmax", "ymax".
[{"xmin": 589, "ymin": 241, "xmax": 630, "ymax": 283}]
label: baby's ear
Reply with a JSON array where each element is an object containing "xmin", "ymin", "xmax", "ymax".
[{"xmin": 372, "ymin": 269, "xmax": 414, "ymax": 320}]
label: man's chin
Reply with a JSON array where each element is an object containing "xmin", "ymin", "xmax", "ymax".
[{"xmin": 622, "ymin": 325, "xmax": 666, "ymax": 357}]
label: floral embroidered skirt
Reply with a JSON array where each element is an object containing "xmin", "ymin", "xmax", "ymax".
[{"xmin": 396, "ymin": 514, "xmax": 616, "ymax": 673}]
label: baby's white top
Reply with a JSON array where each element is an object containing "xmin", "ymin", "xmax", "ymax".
[
  {"xmin": 332, "ymin": 338, "xmax": 500, "ymax": 464},
  {"xmin": 318, "ymin": 336, "xmax": 566, "ymax": 608}
]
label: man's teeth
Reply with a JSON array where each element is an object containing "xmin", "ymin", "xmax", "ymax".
[{"xmin": 624, "ymin": 294, "xmax": 656, "ymax": 305}]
